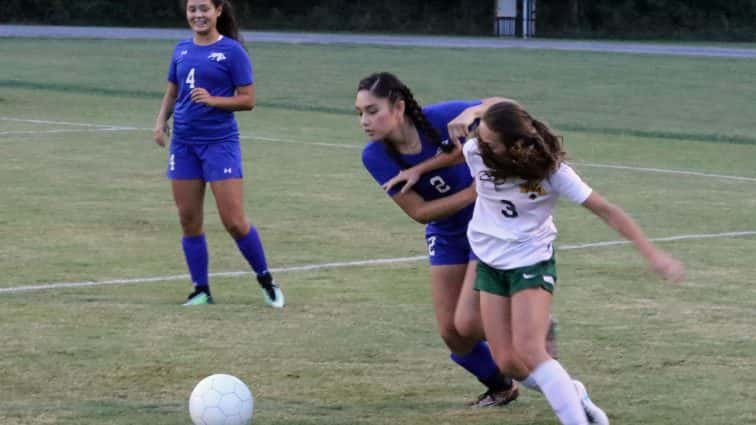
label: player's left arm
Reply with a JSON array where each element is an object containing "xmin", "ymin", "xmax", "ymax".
[
  {"xmin": 582, "ymin": 191, "xmax": 685, "ymax": 282},
  {"xmin": 190, "ymin": 84, "xmax": 255, "ymax": 111},
  {"xmin": 383, "ymin": 97, "xmax": 513, "ymax": 194}
]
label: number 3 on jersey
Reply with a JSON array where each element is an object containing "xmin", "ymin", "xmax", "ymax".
[
  {"xmin": 185, "ymin": 68, "xmax": 196, "ymax": 89},
  {"xmin": 500, "ymin": 199, "xmax": 518, "ymax": 218}
]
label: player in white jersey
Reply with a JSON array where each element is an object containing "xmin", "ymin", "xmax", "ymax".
[
  {"xmin": 385, "ymin": 100, "xmax": 684, "ymax": 424},
  {"xmin": 462, "ymin": 101, "xmax": 684, "ymax": 425}
]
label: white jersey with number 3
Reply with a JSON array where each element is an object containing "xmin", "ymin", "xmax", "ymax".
[{"xmin": 463, "ymin": 139, "xmax": 593, "ymax": 270}]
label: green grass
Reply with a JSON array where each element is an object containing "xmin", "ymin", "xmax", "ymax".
[{"xmin": 0, "ymin": 37, "xmax": 755, "ymax": 425}]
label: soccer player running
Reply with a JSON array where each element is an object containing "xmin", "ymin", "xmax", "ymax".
[
  {"xmin": 460, "ymin": 100, "xmax": 683, "ymax": 424},
  {"xmin": 153, "ymin": 0, "xmax": 283, "ymax": 308},
  {"xmin": 357, "ymin": 71, "xmax": 529, "ymax": 407}
]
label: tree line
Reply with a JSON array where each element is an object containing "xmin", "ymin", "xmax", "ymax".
[{"xmin": 4, "ymin": 0, "xmax": 756, "ymax": 40}]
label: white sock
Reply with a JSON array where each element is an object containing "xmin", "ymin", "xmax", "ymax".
[{"xmin": 530, "ymin": 359, "xmax": 588, "ymax": 425}]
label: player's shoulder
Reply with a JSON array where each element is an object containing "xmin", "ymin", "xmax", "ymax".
[
  {"xmin": 171, "ymin": 38, "xmax": 193, "ymax": 54},
  {"xmin": 174, "ymin": 38, "xmax": 193, "ymax": 50},
  {"xmin": 462, "ymin": 138, "xmax": 481, "ymax": 162},
  {"xmin": 553, "ymin": 161, "xmax": 580, "ymax": 177},
  {"xmin": 422, "ymin": 99, "xmax": 480, "ymax": 116},
  {"xmin": 217, "ymin": 37, "xmax": 247, "ymax": 53},
  {"xmin": 361, "ymin": 140, "xmax": 387, "ymax": 163}
]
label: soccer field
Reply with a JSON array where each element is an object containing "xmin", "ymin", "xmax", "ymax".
[{"xmin": 0, "ymin": 37, "xmax": 755, "ymax": 425}]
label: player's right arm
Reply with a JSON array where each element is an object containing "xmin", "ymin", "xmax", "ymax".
[
  {"xmin": 390, "ymin": 183, "xmax": 476, "ymax": 224},
  {"xmin": 154, "ymin": 82, "xmax": 178, "ymax": 147},
  {"xmin": 382, "ymin": 97, "xmax": 511, "ymax": 193}
]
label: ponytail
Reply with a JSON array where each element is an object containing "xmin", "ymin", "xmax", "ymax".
[{"xmin": 216, "ymin": 0, "xmax": 243, "ymax": 46}]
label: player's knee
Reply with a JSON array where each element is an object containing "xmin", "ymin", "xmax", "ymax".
[
  {"xmin": 513, "ymin": 343, "xmax": 548, "ymax": 371},
  {"xmin": 178, "ymin": 211, "xmax": 202, "ymax": 234},
  {"xmin": 222, "ymin": 218, "xmax": 248, "ymax": 239},
  {"xmin": 453, "ymin": 313, "xmax": 483, "ymax": 340},
  {"xmin": 438, "ymin": 324, "xmax": 470, "ymax": 352}
]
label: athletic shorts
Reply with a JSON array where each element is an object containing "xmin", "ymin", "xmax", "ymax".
[
  {"xmin": 426, "ymin": 232, "xmax": 477, "ymax": 266},
  {"xmin": 167, "ymin": 140, "xmax": 244, "ymax": 182},
  {"xmin": 475, "ymin": 256, "xmax": 557, "ymax": 297}
]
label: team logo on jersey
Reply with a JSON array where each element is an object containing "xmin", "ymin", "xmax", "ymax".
[
  {"xmin": 519, "ymin": 181, "xmax": 547, "ymax": 199},
  {"xmin": 180, "ymin": 50, "xmax": 188, "ymax": 56},
  {"xmin": 208, "ymin": 52, "xmax": 227, "ymax": 62},
  {"xmin": 478, "ymin": 171, "xmax": 507, "ymax": 191}
]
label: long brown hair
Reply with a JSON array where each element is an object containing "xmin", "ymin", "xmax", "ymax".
[
  {"xmin": 357, "ymin": 72, "xmax": 450, "ymax": 168},
  {"xmin": 478, "ymin": 101, "xmax": 565, "ymax": 182}
]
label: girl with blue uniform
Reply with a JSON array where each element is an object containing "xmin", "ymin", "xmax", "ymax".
[
  {"xmin": 153, "ymin": 0, "xmax": 283, "ymax": 308},
  {"xmin": 356, "ymin": 72, "xmax": 519, "ymax": 407}
]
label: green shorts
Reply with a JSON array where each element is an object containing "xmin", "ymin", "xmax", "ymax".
[{"xmin": 475, "ymin": 257, "xmax": 557, "ymax": 297}]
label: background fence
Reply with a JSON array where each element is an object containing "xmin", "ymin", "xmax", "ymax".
[{"xmin": 3, "ymin": 0, "xmax": 756, "ymax": 40}]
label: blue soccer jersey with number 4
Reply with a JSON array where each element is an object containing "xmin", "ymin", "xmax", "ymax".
[
  {"xmin": 167, "ymin": 36, "xmax": 253, "ymax": 144},
  {"xmin": 362, "ymin": 100, "xmax": 481, "ymax": 236}
]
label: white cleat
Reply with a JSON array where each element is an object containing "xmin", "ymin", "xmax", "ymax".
[
  {"xmin": 573, "ymin": 380, "xmax": 609, "ymax": 425},
  {"xmin": 261, "ymin": 281, "xmax": 285, "ymax": 308}
]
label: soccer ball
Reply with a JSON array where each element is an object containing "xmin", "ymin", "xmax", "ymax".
[{"xmin": 189, "ymin": 374, "xmax": 254, "ymax": 425}]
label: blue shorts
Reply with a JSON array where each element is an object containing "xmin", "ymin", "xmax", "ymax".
[
  {"xmin": 425, "ymin": 232, "xmax": 477, "ymax": 266},
  {"xmin": 167, "ymin": 140, "xmax": 244, "ymax": 181}
]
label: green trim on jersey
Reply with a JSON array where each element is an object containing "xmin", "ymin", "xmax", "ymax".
[{"xmin": 475, "ymin": 256, "xmax": 557, "ymax": 297}]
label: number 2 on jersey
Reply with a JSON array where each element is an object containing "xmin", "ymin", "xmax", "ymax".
[
  {"xmin": 429, "ymin": 176, "xmax": 451, "ymax": 194},
  {"xmin": 185, "ymin": 68, "xmax": 196, "ymax": 89}
]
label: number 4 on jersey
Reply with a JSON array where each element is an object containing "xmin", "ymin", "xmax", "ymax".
[{"xmin": 185, "ymin": 68, "xmax": 196, "ymax": 89}]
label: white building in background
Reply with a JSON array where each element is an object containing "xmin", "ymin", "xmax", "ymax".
[{"xmin": 495, "ymin": 0, "xmax": 536, "ymax": 38}]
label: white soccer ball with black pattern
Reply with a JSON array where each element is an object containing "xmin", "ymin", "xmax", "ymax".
[{"xmin": 189, "ymin": 374, "xmax": 254, "ymax": 425}]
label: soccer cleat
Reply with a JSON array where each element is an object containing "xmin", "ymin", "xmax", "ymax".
[
  {"xmin": 183, "ymin": 289, "xmax": 214, "ymax": 306},
  {"xmin": 468, "ymin": 382, "xmax": 519, "ymax": 408},
  {"xmin": 573, "ymin": 380, "xmax": 609, "ymax": 425},
  {"xmin": 258, "ymin": 280, "xmax": 285, "ymax": 308}
]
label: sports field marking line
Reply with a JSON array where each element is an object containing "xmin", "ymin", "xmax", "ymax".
[
  {"xmin": 3, "ymin": 116, "xmax": 754, "ymax": 183},
  {"xmin": 2, "ymin": 230, "xmax": 755, "ymax": 294}
]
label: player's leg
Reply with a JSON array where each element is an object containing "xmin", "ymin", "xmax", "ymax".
[
  {"xmin": 511, "ymin": 287, "xmax": 591, "ymax": 424},
  {"xmin": 169, "ymin": 142, "xmax": 212, "ymax": 305},
  {"xmin": 205, "ymin": 142, "xmax": 283, "ymax": 308},
  {"xmin": 428, "ymin": 235, "xmax": 515, "ymax": 407}
]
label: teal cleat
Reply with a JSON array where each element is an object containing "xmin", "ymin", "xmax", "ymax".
[
  {"xmin": 256, "ymin": 273, "xmax": 285, "ymax": 308},
  {"xmin": 260, "ymin": 282, "xmax": 285, "ymax": 308},
  {"xmin": 183, "ymin": 290, "xmax": 214, "ymax": 306}
]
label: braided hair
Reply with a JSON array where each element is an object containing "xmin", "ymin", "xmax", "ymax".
[
  {"xmin": 357, "ymin": 72, "xmax": 451, "ymax": 169},
  {"xmin": 478, "ymin": 101, "xmax": 566, "ymax": 183}
]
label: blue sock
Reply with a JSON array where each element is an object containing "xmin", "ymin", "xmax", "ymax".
[
  {"xmin": 182, "ymin": 234, "xmax": 209, "ymax": 287},
  {"xmin": 451, "ymin": 341, "xmax": 507, "ymax": 389},
  {"xmin": 235, "ymin": 226, "xmax": 269, "ymax": 276}
]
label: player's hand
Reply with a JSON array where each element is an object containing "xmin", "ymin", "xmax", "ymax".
[
  {"xmin": 190, "ymin": 88, "xmax": 214, "ymax": 106},
  {"xmin": 447, "ymin": 110, "xmax": 480, "ymax": 148},
  {"xmin": 153, "ymin": 123, "xmax": 169, "ymax": 147},
  {"xmin": 648, "ymin": 250, "xmax": 685, "ymax": 283},
  {"xmin": 382, "ymin": 168, "xmax": 421, "ymax": 194}
]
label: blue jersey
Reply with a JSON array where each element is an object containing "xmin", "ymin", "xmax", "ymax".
[
  {"xmin": 167, "ymin": 36, "xmax": 253, "ymax": 144},
  {"xmin": 362, "ymin": 100, "xmax": 480, "ymax": 237}
]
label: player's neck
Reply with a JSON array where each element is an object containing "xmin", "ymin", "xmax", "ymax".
[
  {"xmin": 388, "ymin": 122, "xmax": 422, "ymax": 155},
  {"xmin": 193, "ymin": 30, "xmax": 222, "ymax": 46}
]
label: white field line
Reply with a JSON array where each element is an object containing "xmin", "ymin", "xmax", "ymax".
[
  {"xmin": 5, "ymin": 116, "xmax": 753, "ymax": 183},
  {"xmin": 0, "ymin": 128, "xmax": 138, "ymax": 136},
  {"xmin": 2, "ymin": 230, "xmax": 755, "ymax": 294}
]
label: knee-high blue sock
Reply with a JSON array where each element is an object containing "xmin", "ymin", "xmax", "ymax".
[
  {"xmin": 235, "ymin": 226, "xmax": 269, "ymax": 276},
  {"xmin": 182, "ymin": 234, "xmax": 209, "ymax": 289},
  {"xmin": 451, "ymin": 341, "xmax": 510, "ymax": 390}
]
